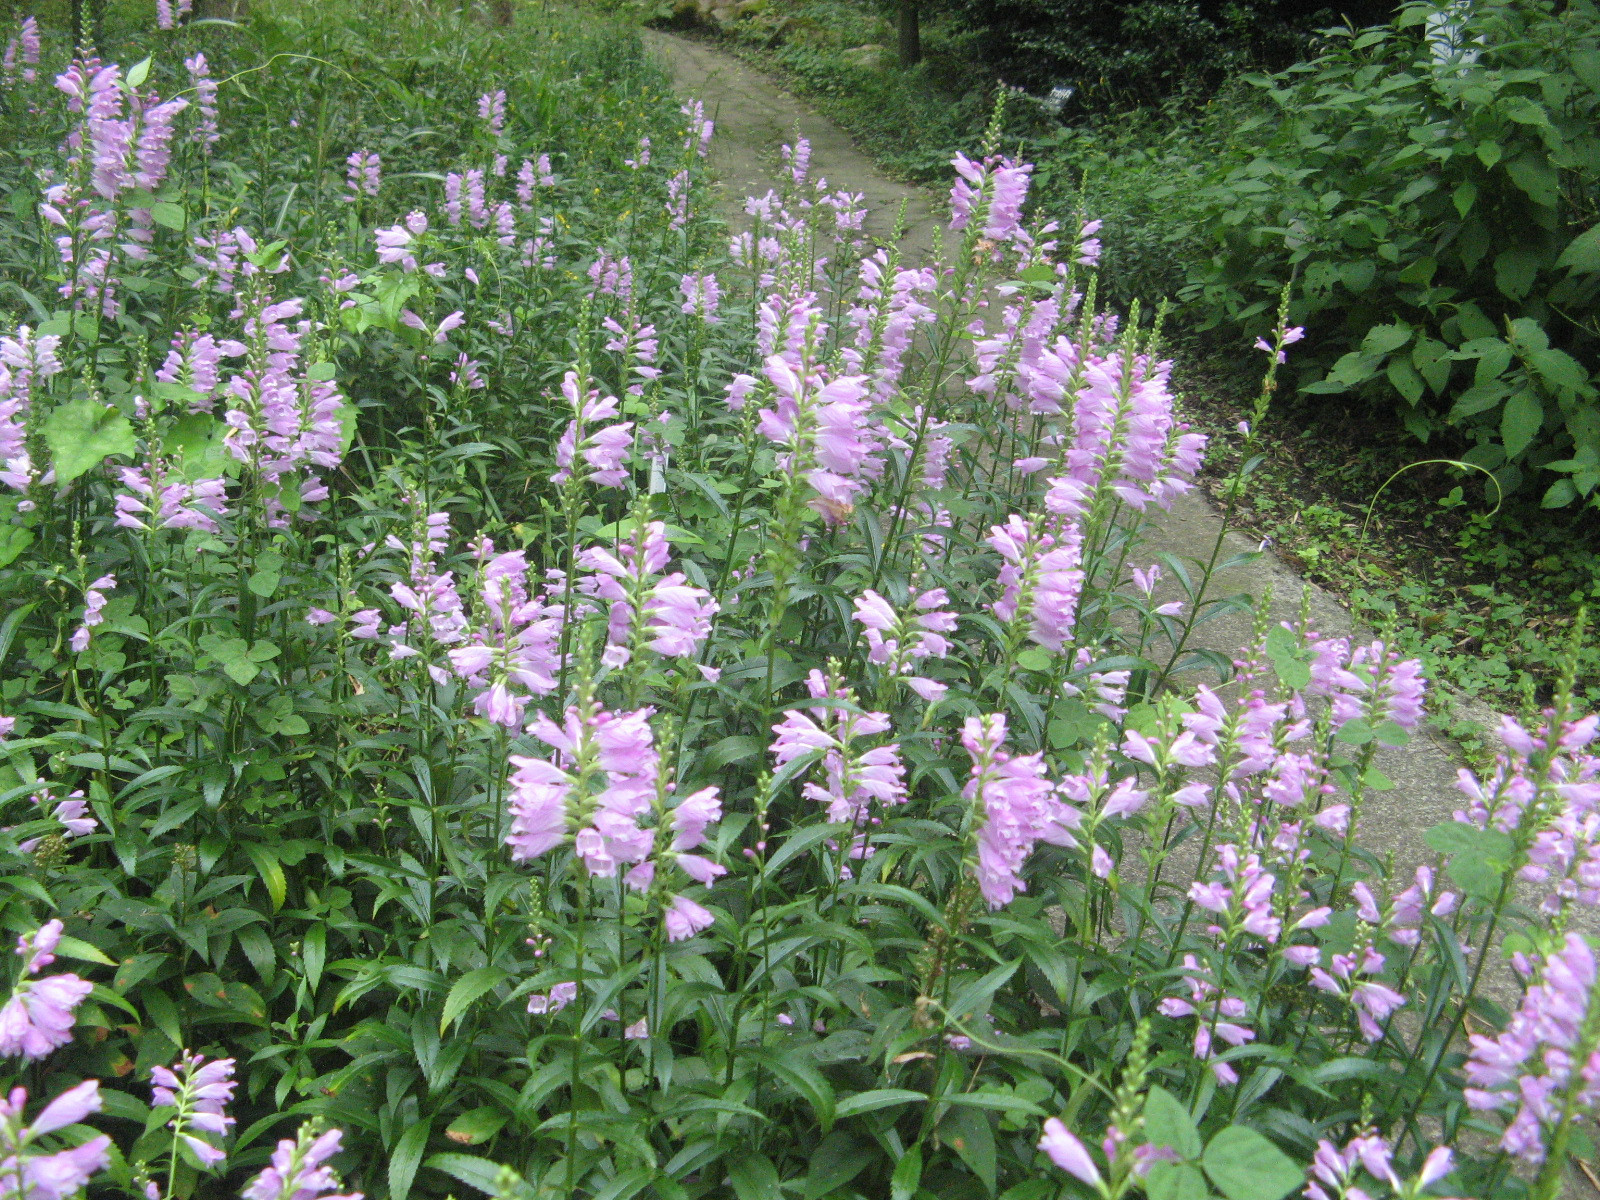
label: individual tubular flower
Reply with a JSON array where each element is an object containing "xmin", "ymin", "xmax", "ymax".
[
  {"xmin": 1156, "ymin": 955, "xmax": 1255, "ymax": 1084},
  {"xmin": 151, "ymin": 1053, "xmax": 236, "ymax": 1168},
  {"xmin": 550, "ymin": 370, "xmax": 633, "ymax": 490},
  {"xmin": 0, "ymin": 1080, "xmax": 111, "ymax": 1200},
  {"xmin": 1464, "ymin": 932, "xmax": 1600, "ymax": 1164},
  {"xmin": 576, "ymin": 520, "xmax": 717, "ymax": 669},
  {"xmin": 1038, "ymin": 1119, "xmax": 1103, "ymax": 1190},
  {"xmin": 770, "ymin": 671, "xmax": 906, "ymax": 839},
  {"xmin": 987, "ymin": 514, "xmax": 1083, "ymax": 654},
  {"xmin": 0, "ymin": 922, "xmax": 94, "ymax": 1061},
  {"xmin": 240, "ymin": 1124, "xmax": 362, "ymax": 1200},
  {"xmin": 963, "ymin": 713, "xmax": 1078, "ymax": 908}
]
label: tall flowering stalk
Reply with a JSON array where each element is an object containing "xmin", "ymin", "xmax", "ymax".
[{"xmin": 0, "ymin": 922, "xmax": 92, "ymax": 1062}]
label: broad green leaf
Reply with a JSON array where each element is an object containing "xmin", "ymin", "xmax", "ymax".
[
  {"xmin": 725, "ymin": 1152, "xmax": 781, "ymax": 1200},
  {"xmin": 42, "ymin": 399, "xmax": 136, "ymax": 484},
  {"xmin": 126, "ymin": 56, "xmax": 152, "ymax": 87},
  {"xmin": 1557, "ymin": 224, "xmax": 1600, "ymax": 273},
  {"xmin": 440, "ymin": 966, "xmax": 510, "ymax": 1034},
  {"xmin": 1143, "ymin": 1085, "xmax": 1202, "ymax": 1160},
  {"xmin": 941, "ymin": 1106, "xmax": 997, "ymax": 1194},
  {"xmin": 1501, "ymin": 391, "xmax": 1544, "ymax": 459},
  {"xmin": 1202, "ymin": 1127, "xmax": 1302, "ymax": 1200},
  {"xmin": 445, "ymin": 1107, "xmax": 507, "ymax": 1146},
  {"xmin": 803, "ymin": 1132, "xmax": 872, "ymax": 1200},
  {"xmin": 150, "ymin": 202, "xmax": 186, "ymax": 230},
  {"xmin": 1147, "ymin": 1162, "xmax": 1211, "ymax": 1200},
  {"xmin": 0, "ymin": 526, "xmax": 33, "ymax": 569}
]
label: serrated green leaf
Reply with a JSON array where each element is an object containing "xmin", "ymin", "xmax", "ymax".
[
  {"xmin": 440, "ymin": 966, "xmax": 509, "ymax": 1033},
  {"xmin": 422, "ymin": 1154, "xmax": 505, "ymax": 1196},
  {"xmin": 389, "ymin": 1120, "xmax": 433, "ymax": 1200}
]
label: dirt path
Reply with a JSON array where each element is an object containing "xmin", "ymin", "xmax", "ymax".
[{"xmin": 642, "ymin": 24, "xmax": 1595, "ymax": 933}]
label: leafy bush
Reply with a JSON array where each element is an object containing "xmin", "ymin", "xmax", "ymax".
[
  {"xmin": 1170, "ymin": 0, "xmax": 1600, "ymax": 509},
  {"xmin": 945, "ymin": 0, "xmax": 1393, "ymax": 108},
  {"xmin": 0, "ymin": 4, "xmax": 1598, "ymax": 1200}
]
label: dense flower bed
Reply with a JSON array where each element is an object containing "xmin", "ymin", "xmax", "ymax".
[{"xmin": 0, "ymin": 5, "xmax": 1594, "ymax": 1200}]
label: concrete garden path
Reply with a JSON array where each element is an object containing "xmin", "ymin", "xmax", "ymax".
[{"xmin": 642, "ymin": 28, "xmax": 1597, "ymax": 1193}]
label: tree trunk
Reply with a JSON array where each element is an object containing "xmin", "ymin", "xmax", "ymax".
[{"xmin": 897, "ymin": 0, "xmax": 921, "ymax": 67}]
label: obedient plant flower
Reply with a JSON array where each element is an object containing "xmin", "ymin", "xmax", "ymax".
[
  {"xmin": 156, "ymin": 0, "xmax": 194, "ymax": 29},
  {"xmin": 1038, "ymin": 1119, "xmax": 1104, "ymax": 1190},
  {"xmin": 478, "ymin": 89, "xmax": 506, "ymax": 134},
  {"xmin": 1309, "ymin": 944, "xmax": 1407, "ymax": 1042},
  {"xmin": 770, "ymin": 671, "xmax": 906, "ymax": 853},
  {"xmin": 948, "ymin": 153, "xmax": 1033, "ymax": 245},
  {"xmin": 1187, "ymin": 844, "xmax": 1284, "ymax": 944},
  {"xmin": 115, "ymin": 465, "xmax": 229, "ymax": 535},
  {"xmin": 576, "ymin": 521, "xmax": 717, "ymax": 669},
  {"xmin": 551, "ymin": 370, "xmax": 633, "ymax": 490},
  {"xmin": 0, "ymin": 326, "xmax": 64, "ymax": 493},
  {"xmin": 1042, "ymin": 351, "xmax": 1205, "ymax": 520},
  {"xmin": 447, "ymin": 547, "xmax": 561, "ymax": 725},
  {"xmin": 151, "ymin": 1052, "xmax": 236, "ymax": 1167},
  {"xmin": 0, "ymin": 922, "xmax": 93, "ymax": 1061},
  {"xmin": 185, "ymin": 54, "xmax": 219, "ymax": 149},
  {"xmin": 842, "ymin": 251, "xmax": 936, "ymax": 403},
  {"xmin": 15, "ymin": 788, "xmax": 97, "ymax": 855},
  {"xmin": 987, "ymin": 514, "xmax": 1084, "ymax": 654},
  {"xmin": 1, "ymin": 17, "xmax": 40, "ymax": 88},
  {"xmin": 1157, "ymin": 955, "xmax": 1255, "ymax": 1084},
  {"xmin": 241, "ymin": 1125, "xmax": 362, "ymax": 1200},
  {"xmin": 1304, "ymin": 1132, "xmax": 1454, "ymax": 1200},
  {"xmin": 963, "ymin": 713, "xmax": 1078, "ymax": 907},
  {"xmin": 1254, "ymin": 322, "xmax": 1305, "ymax": 364},
  {"xmin": 679, "ymin": 272, "xmax": 721, "ymax": 322},
  {"xmin": 343, "ymin": 151, "xmax": 380, "ymax": 201},
  {"xmin": 680, "ymin": 100, "xmax": 713, "ymax": 157},
  {"xmin": 0, "ymin": 1080, "xmax": 111, "ymax": 1200},
  {"xmin": 1464, "ymin": 932, "xmax": 1599, "ymax": 1163},
  {"xmin": 69, "ymin": 575, "xmax": 115, "ymax": 654},
  {"xmin": 851, "ymin": 587, "xmax": 957, "ymax": 701},
  {"xmin": 526, "ymin": 981, "xmax": 578, "ymax": 1015}
]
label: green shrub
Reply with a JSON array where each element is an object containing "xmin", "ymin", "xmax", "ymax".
[{"xmin": 1170, "ymin": 0, "xmax": 1600, "ymax": 509}]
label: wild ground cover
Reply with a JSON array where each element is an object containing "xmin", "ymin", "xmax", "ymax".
[{"xmin": 0, "ymin": 4, "xmax": 1598, "ymax": 1200}]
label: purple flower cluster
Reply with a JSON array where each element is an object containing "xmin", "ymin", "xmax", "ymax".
[
  {"xmin": 0, "ymin": 326, "xmax": 63, "ymax": 494},
  {"xmin": 1158, "ymin": 954, "xmax": 1255, "ymax": 1084},
  {"xmin": 156, "ymin": 0, "xmax": 193, "ymax": 29},
  {"xmin": 770, "ymin": 671, "xmax": 907, "ymax": 855},
  {"xmin": 0, "ymin": 1080, "xmax": 110, "ymax": 1200},
  {"xmin": 963, "ymin": 713, "xmax": 1078, "ymax": 907},
  {"xmin": 444, "ymin": 546, "xmax": 561, "ymax": 726},
  {"xmin": 241, "ymin": 1125, "xmax": 362, "ymax": 1200},
  {"xmin": 577, "ymin": 521, "xmax": 717, "ymax": 669},
  {"xmin": 948, "ymin": 153, "xmax": 1033, "ymax": 245},
  {"xmin": 1308, "ymin": 943, "xmax": 1407, "ymax": 1042},
  {"xmin": 15, "ymin": 787, "xmax": 97, "ymax": 855},
  {"xmin": 1464, "ymin": 932, "xmax": 1599, "ymax": 1163},
  {"xmin": 987, "ymin": 514, "xmax": 1084, "ymax": 653},
  {"xmin": 679, "ymin": 271, "xmax": 722, "ymax": 322},
  {"xmin": 851, "ymin": 587, "xmax": 956, "ymax": 702},
  {"xmin": 0, "ymin": 922, "xmax": 93, "ymax": 1062},
  {"xmin": 69, "ymin": 575, "xmax": 115, "ymax": 654},
  {"xmin": 115, "ymin": 465, "xmax": 228, "ymax": 535},
  {"xmin": 151, "ymin": 1052, "xmax": 236, "ymax": 1167},
  {"xmin": 343, "ymin": 151, "xmax": 380, "ymax": 202},
  {"xmin": 1304, "ymin": 1130, "xmax": 1453, "ymax": 1200},
  {"xmin": 551, "ymin": 370, "xmax": 633, "ymax": 490},
  {"xmin": 185, "ymin": 54, "xmax": 219, "ymax": 150},
  {"xmin": 757, "ymin": 341, "xmax": 876, "ymax": 525},
  {"xmin": 2, "ymin": 17, "xmax": 41, "ymax": 88}
]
